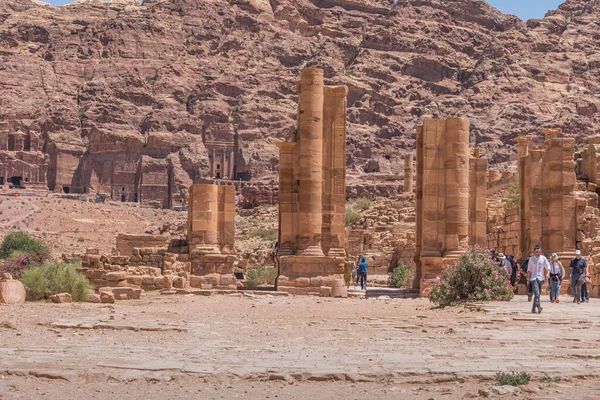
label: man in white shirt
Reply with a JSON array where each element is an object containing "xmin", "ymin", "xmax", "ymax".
[{"xmin": 526, "ymin": 245, "xmax": 550, "ymax": 314}]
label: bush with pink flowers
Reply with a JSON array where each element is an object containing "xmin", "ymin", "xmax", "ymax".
[{"xmin": 429, "ymin": 246, "xmax": 514, "ymax": 308}]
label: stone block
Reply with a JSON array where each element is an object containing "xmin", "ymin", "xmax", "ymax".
[
  {"xmin": 127, "ymin": 276, "xmax": 143, "ymax": 286},
  {"xmin": 0, "ymin": 279, "xmax": 26, "ymax": 304},
  {"xmin": 295, "ymin": 277, "xmax": 310, "ymax": 287},
  {"xmin": 173, "ymin": 276, "xmax": 186, "ymax": 289},
  {"xmin": 112, "ymin": 287, "xmax": 142, "ymax": 300},
  {"xmin": 100, "ymin": 292, "xmax": 115, "ymax": 304},
  {"xmin": 189, "ymin": 276, "xmax": 203, "ymax": 288},
  {"xmin": 50, "ymin": 293, "xmax": 72, "ymax": 303},
  {"xmin": 319, "ymin": 286, "xmax": 331, "ymax": 297},
  {"xmin": 105, "ymin": 271, "xmax": 127, "ymax": 281},
  {"xmin": 219, "ymin": 275, "xmax": 237, "ymax": 287},
  {"xmin": 310, "ymin": 276, "xmax": 325, "ymax": 287}
]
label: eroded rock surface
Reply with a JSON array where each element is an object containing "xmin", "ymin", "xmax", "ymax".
[{"xmin": 1, "ymin": 0, "xmax": 599, "ymax": 198}]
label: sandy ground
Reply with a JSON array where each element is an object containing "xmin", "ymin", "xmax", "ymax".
[
  {"xmin": 0, "ymin": 196, "xmax": 185, "ymax": 256},
  {"xmin": 1, "ymin": 294, "xmax": 600, "ymax": 399}
]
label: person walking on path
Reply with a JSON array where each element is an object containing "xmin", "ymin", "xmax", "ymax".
[
  {"xmin": 570, "ymin": 250, "xmax": 589, "ymax": 304},
  {"xmin": 527, "ymin": 245, "xmax": 550, "ymax": 314},
  {"xmin": 357, "ymin": 256, "xmax": 368, "ymax": 290},
  {"xmin": 520, "ymin": 252, "xmax": 533, "ymax": 301},
  {"xmin": 548, "ymin": 253, "xmax": 565, "ymax": 303}
]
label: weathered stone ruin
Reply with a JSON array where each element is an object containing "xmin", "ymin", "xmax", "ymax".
[
  {"xmin": 415, "ymin": 117, "xmax": 488, "ymax": 296},
  {"xmin": 186, "ymin": 183, "xmax": 238, "ymax": 288},
  {"xmin": 0, "ymin": 125, "xmax": 48, "ymax": 188},
  {"xmin": 276, "ymin": 68, "xmax": 347, "ymax": 295},
  {"xmin": 486, "ymin": 131, "xmax": 600, "ymax": 298}
]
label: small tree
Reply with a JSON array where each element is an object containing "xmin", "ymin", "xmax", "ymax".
[
  {"xmin": 0, "ymin": 231, "xmax": 49, "ymax": 259},
  {"xmin": 389, "ymin": 264, "xmax": 415, "ymax": 288},
  {"xmin": 429, "ymin": 246, "xmax": 514, "ymax": 308}
]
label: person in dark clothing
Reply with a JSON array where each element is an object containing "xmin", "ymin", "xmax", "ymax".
[
  {"xmin": 520, "ymin": 252, "xmax": 533, "ymax": 301},
  {"xmin": 570, "ymin": 250, "xmax": 589, "ymax": 304},
  {"xmin": 358, "ymin": 256, "xmax": 368, "ymax": 290},
  {"xmin": 508, "ymin": 254, "xmax": 517, "ymax": 286}
]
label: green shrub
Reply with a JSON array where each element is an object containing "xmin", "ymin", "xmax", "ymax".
[
  {"xmin": 429, "ymin": 246, "xmax": 514, "ymax": 308},
  {"xmin": 345, "ymin": 209, "xmax": 360, "ymax": 226},
  {"xmin": 353, "ymin": 197, "xmax": 372, "ymax": 211},
  {"xmin": 247, "ymin": 228, "xmax": 278, "ymax": 241},
  {"xmin": 21, "ymin": 262, "xmax": 91, "ymax": 302},
  {"xmin": 0, "ymin": 231, "xmax": 49, "ymax": 259},
  {"xmin": 495, "ymin": 371, "xmax": 531, "ymax": 386},
  {"xmin": 246, "ymin": 266, "xmax": 277, "ymax": 288},
  {"xmin": 389, "ymin": 264, "xmax": 415, "ymax": 288}
]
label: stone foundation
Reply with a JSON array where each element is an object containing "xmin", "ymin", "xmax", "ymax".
[{"xmin": 277, "ymin": 255, "xmax": 344, "ymax": 295}]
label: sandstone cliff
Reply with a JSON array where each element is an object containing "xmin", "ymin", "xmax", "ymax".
[{"xmin": 0, "ymin": 0, "xmax": 599, "ymax": 200}]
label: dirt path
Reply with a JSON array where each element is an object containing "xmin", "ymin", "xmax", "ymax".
[{"xmin": 1, "ymin": 295, "xmax": 600, "ymax": 399}]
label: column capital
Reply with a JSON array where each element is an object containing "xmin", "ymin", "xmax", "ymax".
[
  {"xmin": 516, "ymin": 136, "xmax": 532, "ymax": 157},
  {"xmin": 542, "ymin": 128, "xmax": 561, "ymax": 141}
]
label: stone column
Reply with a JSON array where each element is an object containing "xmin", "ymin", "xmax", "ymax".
[
  {"xmin": 516, "ymin": 136, "xmax": 531, "ymax": 257},
  {"xmin": 414, "ymin": 125, "xmax": 424, "ymax": 287},
  {"xmin": 322, "ymin": 85, "xmax": 347, "ymax": 257},
  {"xmin": 277, "ymin": 142, "xmax": 298, "ymax": 256},
  {"xmin": 469, "ymin": 149, "xmax": 488, "ymax": 247},
  {"xmin": 217, "ymin": 184, "xmax": 236, "ymax": 254},
  {"xmin": 444, "ymin": 117, "xmax": 470, "ymax": 255},
  {"xmin": 296, "ymin": 68, "xmax": 324, "ymax": 256},
  {"xmin": 187, "ymin": 184, "xmax": 220, "ymax": 255},
  {"xmin": 404, "ymin": 153, "xmax": 413, "ymax": 194},
  {"xmin": 419, "ymin": 119, "xmax": 443, "ymax": 257}
]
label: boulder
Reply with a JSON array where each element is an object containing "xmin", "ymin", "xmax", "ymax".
[
  {"xmin": 0, "ymin": 279, "xmax": 27, "ymax": 304},
  {"xmin": 100, "ymin": 292, "xmax": 115, "ymax": 304},
  {"xmin": 50, "ymin": 293, "xmax": 72, "ymax": 303},
  {"xmin": 86, "ymin": 291, "xmax": 101, "ymax": 303}
]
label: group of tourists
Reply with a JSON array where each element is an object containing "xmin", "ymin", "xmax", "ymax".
[{"xmin": 492, "ymin": 246, "xmax": 592, "ymax": 314}]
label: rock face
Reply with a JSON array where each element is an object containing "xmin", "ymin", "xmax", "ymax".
[{"xmin": 1, "ymin": 0, "xmax": 600, "ymax": 201}]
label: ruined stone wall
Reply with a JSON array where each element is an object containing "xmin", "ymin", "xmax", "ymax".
[
  {"xmin": 486, "ymin": 204, "xmax": 519, "ymax": 257},
  {"xmin": 116, "ymin": 234, "xmax": 171, "ymax": 256}
]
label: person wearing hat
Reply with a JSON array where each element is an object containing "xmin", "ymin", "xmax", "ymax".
[
  {"xmin": 527, "ymin": 245, "xmax": 550, "ymax": 314},
  {"xmin": 498, "ymin": 253, "xmax": 512, "ymax": 277},
  {"xmin": 548, "ymin": 253, "xmax": 565, "ymax": 303},
  {"xmin": 569, "ymin": 250, "xmax": 589, "ymax": 304}
]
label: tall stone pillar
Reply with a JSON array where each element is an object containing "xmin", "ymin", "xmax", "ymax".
[
  {"xmin": 296, "ymin": 68, "xmax": 324, "ymax": 256},
  {"xmin": 404, "ymin": 153, "xmax": 413, "ymax": 194},
  {"xmin": 444, "ymin": 117, "xmax": 470, "ymax": 256},
  {"xmin": 516, "ymin": 136, "xmax": 532, "ymax": 257},
  {"xmin": 322, "ymin": 85, "xmax": 347, "ymax": 257},
  {"xmin": 277, "ymin": 142, "xmax": 299, "ymax": 256},
  {"xmin": 217, "ymin": 184, "xmax": 236, "ymax": 254},
  {"xmin": 187, "ymin": 184, "xmax": 220, "ymax": 255},
  {"xmin": 469, "ymin": 148, "xmax": 488, "ymax": 247},
  {"xmin": 419, "ymin": 119, "xmax": 443, "ymax": 257}
]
